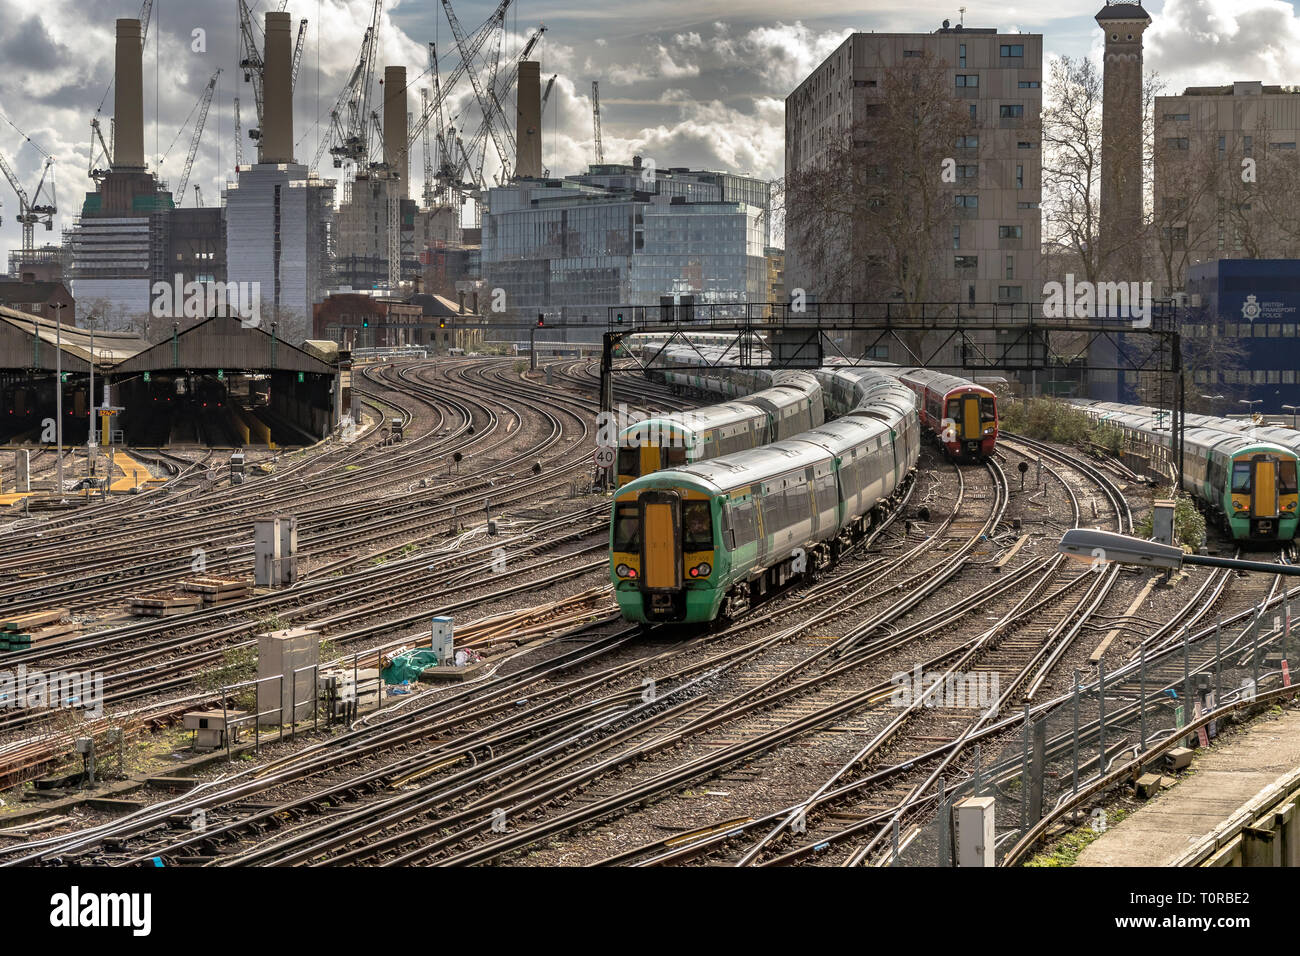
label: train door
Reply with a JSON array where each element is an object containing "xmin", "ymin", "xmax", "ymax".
[
  {"xmin": 962, "ymin": 395, "xmax": 981, "ymax": 440},
  {"xmin": 640, "ymin": 491, "xmax": 682, "ymax": 590},
  {"xmin": 1251, "ymin": 456, "xmax": 1279, "ymax": 518}
]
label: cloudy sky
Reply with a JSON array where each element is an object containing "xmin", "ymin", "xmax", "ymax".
[{"xmin": 2, "ymin": 0, "xmax": 1300, "ymax": 265}]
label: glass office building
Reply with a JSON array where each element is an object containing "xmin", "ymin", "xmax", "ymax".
[{"xmin": 482, "ymin": 165, "xmax": 772, "ymax": 337}]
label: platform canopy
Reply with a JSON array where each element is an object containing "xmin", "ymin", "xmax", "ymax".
[{"xmin": 0, "ymin": 307, "xmax": 145, "ymax": 372}]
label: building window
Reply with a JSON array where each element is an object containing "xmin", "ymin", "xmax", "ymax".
[
  {"xmin": 1218, "ymin": 136, "xmax": 1226, "ymax": 154},
  {"xmin": 1018, "ymin": 80, "xmax": 1040, "ymax": 88},
  {"xmin": 1017, "ymin": 201, "xmax": 1040, "ymax": 209},
  {"xmin": 1006, "ymin": 254, "xmax": 1015, "ymax": 280},
  {"xmin": 1000, "ymin": 104, "xmax": 1024, "ymax": 118},
  {"xmin": 953, "ymin": 225, "xmax": 961, "ymax": 249},
  {"xmin": 1000, "ymin": 44, "xmax": 1025, "ymax": 57},
  {"xmin": 998, "ymin": 285, "xmax": 1024, "ymax": 300},
  {"xmin": 1162, "ymin": 112, "xmax": 1190, "ymax": 121},
  {"xmin": 956, "ymin": 74, "xmax": 979, "ymax": 87},
  {"xmin": 955, "ymin": 255, "xmax": 978, "ymax": 270},
  {"xmin": 998, "ymin": 225, "xmax": 1023, "ymax": 239},
  {"xmin": 1271, "ymin": 142, "xmax": 1297, "ymax": 149},
  {"xmin": 1015, "ymin": 164, "xmax": 1024, "ymax": 188},
  {"xmin": 903, "ymin": 49, "xmax": 922, "ymax": 57},
  {"xmin": 959, "ymin": 43, "xmax": 966, "ymax": 67},
  {"xmin": 954, "ymin": 194, "xmax": 979, "ymax": 209},
  {"xmin": 970, "ymin": 104, "xmax": 977, "ymax": 121},
  {"xmin": 957, "ymin": 164, "xmax": 978, "ymax": 180},
  {"xmin": 1244, "ymin": 135, "xmax": 1253, "ymax": 156},
  {"xmin": 1165, "ymin": 137, "xmax": 1189, "ymax": 150},
  {"xmin": 956, "ymin": 135, "xmax": 979, "ymax": 149},
  {"xmin": 1017, "ymin": 141, "xmax": 1034, "ymax": 150}
]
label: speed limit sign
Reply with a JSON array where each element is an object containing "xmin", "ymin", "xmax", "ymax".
[{"xmin": 594, "ymin": 446, "xmax": 616, "ymax": 469}]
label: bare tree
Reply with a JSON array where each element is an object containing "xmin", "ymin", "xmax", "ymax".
[
  {"xmin": 785, "ymin": 50, "xmax": 972, "ymax": 314},
  {"xmin": 1042, "ymin": 56, "xmax": 1159, "ymax": 289}
]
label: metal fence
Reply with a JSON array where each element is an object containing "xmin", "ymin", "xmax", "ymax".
[{"xmin": 893, "ymin": 585, "xmax": 1297, "ymax": 866}]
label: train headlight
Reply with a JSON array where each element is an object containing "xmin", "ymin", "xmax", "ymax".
[
  {"xmin": 690, "ymin": 562, "xmax": 711, "ymax": 578},
  {"xmin": 615, "ymin": 563, "xmax": 632, "ymax": 578},
  {"xmin": 1234, "ymin": 500, "xmax": 1246, "ymax": 510},
  {"xmin": 1287, "ymin": 501, "xmax": 1297, "ymax": 511}
]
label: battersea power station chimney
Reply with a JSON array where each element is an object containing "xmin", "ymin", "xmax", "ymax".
[
  {"xmin": 113, "ymin": 19, "xmax": 145, "ymax": 169},
  {"xmin": 260, "ymin": 11, "xmax": 294, "ymax": 164},
  {"xmin": 515, "ymin": 61, "xmax": 543, "ymax": 179},
  {"xmin": 383, "ymin": 66, "xmax": 408, "ymax": 194}
]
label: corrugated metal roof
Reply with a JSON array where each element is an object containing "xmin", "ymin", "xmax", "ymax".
[
  {"xmin": 113, "ymin": 314, "xmax": 338, "ymax": 374},
  {"xmin": 0, "ymin": 307, "xmax": 146, "ymax": 370}
]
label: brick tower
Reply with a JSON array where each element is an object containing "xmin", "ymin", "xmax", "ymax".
[{"xmin": 1096, "ymin": 2, "xmax": 1152, "ymax": 281}]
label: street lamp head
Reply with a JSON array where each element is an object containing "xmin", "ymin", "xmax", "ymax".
[{"xmin": 1058, "ymin": 528, "xmax": 1184, "ymax": 571}]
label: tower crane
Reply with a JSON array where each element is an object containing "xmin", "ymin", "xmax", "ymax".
[
  {"xmin": 175, "ymin": 69, "xmax": 221, "ymax": 204},
  {"xmin": 290, "ymin": 18, "xmax": 309, "ymax": 94},
  {"xmin": 0, "ymin": 152, "xmax": 57, "ymax": 252},
  {"xmin": 236, "ymin": 0, "xmax": 265, "ymax": 145},
  {"xmin": 441, "ymin": 0, "xmax": 514, "ymax": 181},
  {"xmin": 233, "ymin": 97, "xmax": 243, "ymax": 168},
  {"xmin": 591, "ymin": 81, "xmax": 605, "ymax": 164}
]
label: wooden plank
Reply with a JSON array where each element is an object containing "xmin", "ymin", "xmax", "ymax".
[{"xmin": 992, "ymin": 534, "xmax": 1029, "ymax": 572}]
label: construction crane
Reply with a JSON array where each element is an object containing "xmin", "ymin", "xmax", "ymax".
[
  {"xmin": 326, "ymin": 0, "xmax": 383, "ymax": 169},
  {"xmin": 194, "ymin": 185, "xmax": 203, "ymax": 206},
  {"xmin": 591, "ymin": 81, "xmax": 605, "ymax": 164},
  {"xmin": 453, "ymin": 24, "xmax": 547, "ymax": 190},
  {"xmin": 237, "ymin": 0, "xmax": 265, "ymax": 146},
  {"xmin": 441, "ymin": 0, "xmax": 514, "ymax": 182},
  {"xmin": 290, "ymin": 18, "xmax": 309, "ymax": 94},
  {"xmin": 421, "ymin": 89, "xmax": 435, "ymax": 208},
  {"xmin": 233, "ymin": 97, "xmax": 243, "ymax": 168},
  {"xmin": 0, "ymin": 153, "xmax": 57, "ymax": 253},
  {"xmin": 139, "ymin": 0, "xmax": 154, "ymax": 45},
  {"xmin": 175, "ymin": 69, "xmax": 221, "ymax": 205},
  {"xmin": 88, "ymin": 118, "xmax": 113, "ymax": 182},
  {"xmin": 540, "ymin": 74, "xmax": 557, "ymax": 176}
]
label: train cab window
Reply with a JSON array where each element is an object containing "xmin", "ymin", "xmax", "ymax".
[
  {"xmin": 613, "ymin": 504, "xmax": 642, "ymax": 551},
  {"xmin": 946, "ymin": 398, "xmax": 962, "ymax": 420},
  {"xmin": 980, "ymin": 397, "xmax": 996, "ymax": 420},
  {"xmin": 1231, "ymin": 461, "xmax": 1252, "ymax": 493},
  {"xmin": 682, "ymin": 500, "xmax": 714, "ymax": 552},
  {"xmin": 617, "ymin": 447, "xmax": 640, "ymax": 477},
  {"xmin": 1282, "ymin": 460, "xmax": 1298, "ymax": 494}
]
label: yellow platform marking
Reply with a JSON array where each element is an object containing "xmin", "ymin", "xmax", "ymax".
[
  {"xmin": 0, "ymin": 492, "xmax": 31, "ymax": 506},
  {"xmin": 109, "ymin": 451, "xmax": 166, "ymax": 492}
]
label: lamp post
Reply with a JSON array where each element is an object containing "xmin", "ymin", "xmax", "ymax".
[
  {"xmin": 1199, "ymin": 393, "xmax": 1224, "ymax": 415},
  {"xmin": 85, "ymin": 313, "xmax": 99, "ymax": 482},
  {"xmin": 1284, "ymin": 404, "xmax": 1300, "ymax": 430},
  {"xmin": 50, "ymin": 301, "xmax": 68, "ymax": 499},
  {"xmin": 1239, "ymin": 398, "xmax": 1262, "ymax": 418}
]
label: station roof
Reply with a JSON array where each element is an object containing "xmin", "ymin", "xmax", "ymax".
[
  {"xmin": 113, "ymin": 315, "xmax": 338, "ymax": 375},
  {"xmin": 0, "ymin": 307, "xmax": 146, "ymax": 372},
  {"xmin": 1, "ymin": 309, "xmax": 339, "ymax": 375}
]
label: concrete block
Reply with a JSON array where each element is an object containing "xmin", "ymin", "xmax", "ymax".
[
  {"xmin": 1165, "ymin": 747, "xmax": 1195, "ymax": 772},
  {"xmin": 1135, "ymin": 773, "xmax": 1163, "ymax": 799}
]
